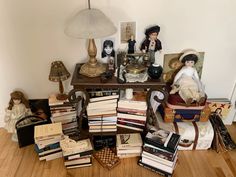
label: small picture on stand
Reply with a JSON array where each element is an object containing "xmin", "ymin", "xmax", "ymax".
[
  {"xmin": 162, "ymin": 52, "xmax": 205, "ymax": 83},
  {"xmin": 120, "ymin": 21, "xmax": 136, "ymax": 44},
  {"xmin": 99, "ymin": 38, "xmax": 116, "ymax": 71}
]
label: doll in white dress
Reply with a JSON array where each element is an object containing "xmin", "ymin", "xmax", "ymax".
[
  {"xmin": 170, "ymin": 50, "xmax": 205, "ymax": 106},
  {"xmin": 4, "ymin": 91, "xmax": 31, "ymax": 141}
]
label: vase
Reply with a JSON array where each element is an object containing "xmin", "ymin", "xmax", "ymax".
[{"xmin": 147, "ymin": 64, "xmax": 163, "ymax": 79}]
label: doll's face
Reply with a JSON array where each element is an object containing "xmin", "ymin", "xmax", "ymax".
[
  {"xmin": 13, "ymin": 99, "xmax": 21, "ymax": 105},
  {"xmin": 149, "ymin": 32, "xmax": 158, "ymax": 41},
  {"xmin": 185, "ymin": 60, "xmax": 195, "ymax": 67},
  {"xmin": 104, "ymin": 46, "xmax": 113, "ymax": 55}
]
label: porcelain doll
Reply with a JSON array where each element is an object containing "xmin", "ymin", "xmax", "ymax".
[
  {"xmin": 4, "ymin": 91, "xmax": 31, "ymax": 141},
  {"xmin": 170, "ymin": 50, "xmax": 205, "ymax": 106},
  {"xmin": 140, "ymin": 25, "xmax": 162, "ymax": 64}
]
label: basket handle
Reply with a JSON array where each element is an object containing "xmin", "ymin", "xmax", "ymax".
[{"xmin": 15, "ymin": 115, "xmax": 47, "ymax": 129}]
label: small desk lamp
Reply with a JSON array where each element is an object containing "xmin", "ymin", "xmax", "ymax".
[
  {"xmin": 65, "ymin": 0, "xmax": 117, "ymax": 77},
  {"xmin": 49, "ymin": 61, "xmax": 70, "ymax": 100}
]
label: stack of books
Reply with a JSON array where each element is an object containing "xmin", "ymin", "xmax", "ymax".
[
  {"xmin": 49, "ymin": 94, "xmax": 79, "ymax": 136},
  {"xmin": 139, "ymin": 127, "xmax": 180, "ymax": 177},
  {"xmin": 60, "ymin": 137, "xmax": 93, "ymax": 169},
  {"xmin": 117, "ymin": 90, "xmax": 147, "ymax": 131},
  {"xmin": 87, "ymin": 94, "xmax": 119, "ymax": 133},
  {"xmin": 34, "ymin": 122, "xmax": 64, "ymax": 161},
  {"xmin": 116, "ymin": 133, "xmax": 143, "ymax": 158}
]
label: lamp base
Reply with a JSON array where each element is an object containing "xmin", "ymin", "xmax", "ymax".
[
  {"xmin": 79, "ymin": 62, "xmax": 106, "ymax": 77},
  {"xmin": 56, "ymin": 93, "xmax": 68, "ymax": 100}
]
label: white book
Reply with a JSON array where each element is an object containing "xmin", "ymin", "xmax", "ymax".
[
  {"xmin": 89, "ymin": 128, "xmax": 117, "ymax": 132},
  {"xmin": 66, "ymin": 163, "xmax": 92, "ymax": 169},
  {"xmin": 64, "ymin": 157, "xmax": 91, "ymax": 166},
  {"xmin": 89, "ymin": 94, "xmax": 119, "ymax": 102},
  {"xmin": 117, "ymin": 124, "xmax": 143, "ymax": 132},
  {"xmin": 87, "ymin": 109, "xmax": 117, "ymax": 116},
  {"xmin": 34, "ymin": 122, "xmax": 63, "ymax": 140},
  {"xmin": 39, "ymin": 151, "xmax": 63, "ymax": 161},
  {"xmin": 61, "ymin": 138, "xmax": 93, "ymax": 157},
  {"xmin": 88, "ymin": 99, "xmax": 117, "ymax": 107},
  {"xmin": 117, "ymin": 148, "xmax": 142, "ymax": 154},
  {"xmin": 117, "ymin": 113, "xmax": 146, "ymax": 121},
  {"xmin": 117, "ymin": 153, "xmax": 141, "ymax": 158},
  {"xmin": 116, "ymin": 133, "xmax": 143, "ymax": 148},
  {"xmin": 87, "ymin": 102, "xmax": 117, "ymax": 110},
  {"xmin": 142, "ymin": 151, "xmax": 177, "ymax": 167},
  {"xmin": 141, "ymin": 155, "xmax": 177, "ymax": 174}
]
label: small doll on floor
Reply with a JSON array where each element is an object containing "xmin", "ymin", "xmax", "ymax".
[{"xmin": 4, "ymin": 91, "xmax": 32, "ymax": 141}]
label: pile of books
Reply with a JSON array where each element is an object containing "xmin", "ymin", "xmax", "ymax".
[
  {"xmin": 116, "ymin": 133, "xmax": 143, "ymax": 158},
  {"xmin": 87, "ymin": 93, "xmax": 119, "ymax": 133},
  {"xmin": 117, "ymin": 90, "xmax": 147, "ymax": 131},
  {"xmin": 60, "ymin": 137, "xmax": 93, "ymax": 169},
  {"xmin": 49, "ymin": 94, "xmax": 79, "ymax": 136},
  {"xmin": 139, "ymin": 127, "xmax": 180, "ymax": 177},
  {"xmin": 34, "ymin": 122, "xmax": 64, "ymax": 161}
]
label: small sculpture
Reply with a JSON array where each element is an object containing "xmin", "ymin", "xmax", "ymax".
[
  {"xmin": 140, "ymin": 25, "xmax": 162, "ymax": 64},
  {"xmin": 127, "ymin": 35, "xmax": 136, "ymax": 54},
  {"xmin": 4, "ymin": 91, "xmax": 31, "ymax": 141},
  {"xmin": 170, "ymin": 49, "xmax": 206, "ymax": 106}
]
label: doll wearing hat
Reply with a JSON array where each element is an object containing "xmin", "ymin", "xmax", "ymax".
[
  {"xmin": 140, "ymin": 25, "xmax": 162, "ymax": 64},
  {"xmin": 4, "ymin": 91, "xmax": 31, "ymax": 141},
  {"xmin": 170, "ymin": 50, "xmax": 205, "ymax": 106}
]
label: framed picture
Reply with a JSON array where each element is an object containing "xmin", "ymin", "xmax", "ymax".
[
  {"xmin": 162, "ymin": 52, "xmax": 205, "ymax": 83},
  {"xmin": 99, "ymin": 38, "xmax": 116, "ymax": 70},
  {"xmin": 120, "ymin": 21, "xmax": 136, "ymax": 44}
]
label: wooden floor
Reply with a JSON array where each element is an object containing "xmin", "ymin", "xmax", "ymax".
[{"xmin": 0, "ymin": 124, "xmax": 236, "ymax": 177}]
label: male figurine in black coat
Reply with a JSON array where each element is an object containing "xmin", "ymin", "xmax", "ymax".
[{"xmin": 140, "ymin": 25, "xmax": 162, "ymax": 64}]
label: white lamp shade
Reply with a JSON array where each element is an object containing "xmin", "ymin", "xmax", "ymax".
[{"xmin": 65, "ymin": 8, "xmax": 117, "ymax": 39}]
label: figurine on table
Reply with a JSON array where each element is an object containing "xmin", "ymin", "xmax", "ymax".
[
  {"xmin": 170, "ymin": 49, "xmax": 206, "ymax": 106},
  {"xmin": 140, "ymin": 25, "xmax": 162, "ymax": 64},
  {"xmin": 127, "ymin": 35, "xmax": 136, "ymax": 54},
  {"xmin": 4, "ymin": 91, "xmax": 32, "ymax": 141}
]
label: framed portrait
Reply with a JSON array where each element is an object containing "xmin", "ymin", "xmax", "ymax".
[
  {"xmin": 120, "ymin": 21, "xmax": 136, "ymax": 44},
  {"xmin": 162, "ymin": 52, "xmax": 205, "ymax": 83}
]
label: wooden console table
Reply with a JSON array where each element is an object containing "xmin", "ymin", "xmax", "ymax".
[{"xmin": 68, "ymin": 63, "xmax": 167, "ymax": 138}]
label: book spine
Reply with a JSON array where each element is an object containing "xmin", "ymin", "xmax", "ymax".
[
  {"xmin": 142, "ymin": 146, "xmax": 175, "ymax": 161},
  {"xmin": 145, "ymin": 138, "xmax": 176, "ymax": 153},
  {"xmin": 64, "ymin": 150, "xmax": 94, "ymax": 160},
  {"xmin": 138, "ymin": 160, "xmax": 172, "ymax": 177}
]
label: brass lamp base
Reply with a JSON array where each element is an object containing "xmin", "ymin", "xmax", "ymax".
[
  {"xmin": 56, "ymin": 93, "xmax": 68, "ymax": 100},
  {"xmin": 79, "ymin": 61, "xmax": 106, "ymax": 77}
]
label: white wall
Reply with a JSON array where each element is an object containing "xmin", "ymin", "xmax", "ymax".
[{"xmin": 1, "ymin": 0, "xmax": 236, "ymax": 126}]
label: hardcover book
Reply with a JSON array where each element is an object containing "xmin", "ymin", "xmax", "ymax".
[
  {"xmin": 145, "ymin": 127, "xmax": 180, "ymax": 153},
  {"xmin": 116, "ymin": 133, "xmax": 143, "ymax": 148}
]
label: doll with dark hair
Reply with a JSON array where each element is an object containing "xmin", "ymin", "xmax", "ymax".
[
  {"xmin": 170, "ymin": 50, "xmax": 205, "ymax": 106},
  {"xmin": 4, "ymin": 91, "xmax": 32, "ymax": 141},
  {"xmin": 140, "ymin": 25, "xmax": 162, "ymax": 64}
]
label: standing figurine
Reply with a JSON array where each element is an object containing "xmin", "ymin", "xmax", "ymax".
[
  {"xmin": 170, "ymin": 50, "xmax": 206, "ymax": 106},
  {"xmin": 4, "ymin": 91, "xmax": 31, "ymax": 141},
  {"xmin": 127, "ymin": 35, "xmax": 136, "ymax": 54},
  {"xmin": 141, "ymin": 25, "xmax": 162, "ymax": 64}
]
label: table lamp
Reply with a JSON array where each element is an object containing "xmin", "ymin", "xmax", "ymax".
[
  {"xmin": 49, "ymin": 61, "xmax": 71, "ymax": 100},
  {"xmin": 65, "ymin": 0, "xmax": 117, "ymax": 77}
]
